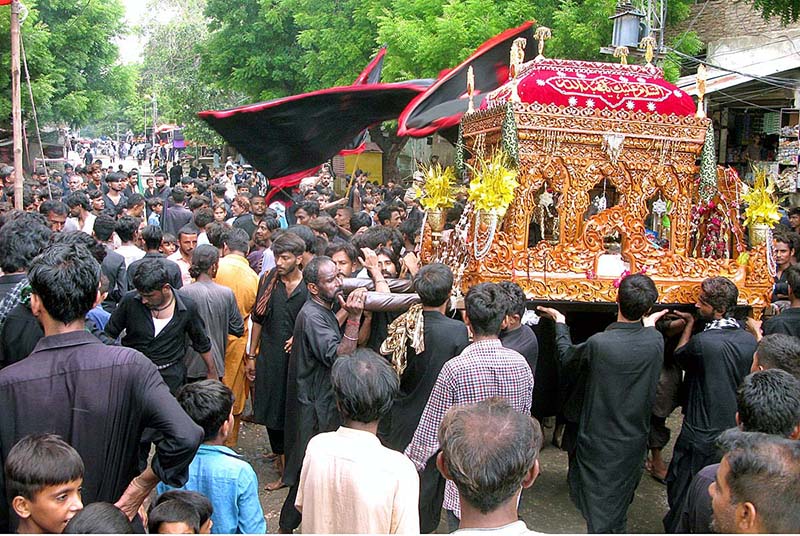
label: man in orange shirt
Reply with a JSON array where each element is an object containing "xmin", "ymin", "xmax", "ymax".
[{"xmin": 214, "ymin": 228, "xmax": 259, "ymax": 446}]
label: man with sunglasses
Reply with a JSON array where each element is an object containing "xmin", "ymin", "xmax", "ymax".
[{"xmin": 662, "ymin": 277, "xmax": 757, "ymax": 533}]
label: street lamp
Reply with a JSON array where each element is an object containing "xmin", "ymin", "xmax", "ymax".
[{"xmin": 610, "ymin": 2, "xmax": 645, "ymax": 48}]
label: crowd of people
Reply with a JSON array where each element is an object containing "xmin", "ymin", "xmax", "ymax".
[{"xmin": 0, "ymin": 156, "xmax": 798, "ymax": 535}]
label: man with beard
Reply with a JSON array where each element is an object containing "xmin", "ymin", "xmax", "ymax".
[
  {"xmin": 358, "ymin": 247, "xmax": 396, "ymax": 353},
  {"xmin": 105, "ymin": 259, "xmax": 217, "ymax": 393},
  {"xmin": 153, "ymin": 173, "xmax": 171, "ymax": 204},
  {"xmin": 246, "ymin": 233, "xmax": 308, "ymax": 491},
  {"xmin": 278, "ymin": 256, "xmax": 367, "ymax": 533},
  {"xmin": 233, "ymin": 195, "xmax": 267, "ymax": 240},
  {"xmin": 663, "ymin": 277, "xmax": 757, "ymax": 532}
]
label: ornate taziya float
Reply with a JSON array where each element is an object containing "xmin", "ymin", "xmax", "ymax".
[{"xmin": 419, "ymin": 31, "xmax": 775, "ymax": 312}]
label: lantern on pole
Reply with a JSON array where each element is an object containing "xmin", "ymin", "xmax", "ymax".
[{"xmin": 610, "ymin": 2, "xmax": 645, "ymax": 48}]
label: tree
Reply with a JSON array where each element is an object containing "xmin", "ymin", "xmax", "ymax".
[
  {"xmin": 138, "ymin": 0, "xmax": 246, "ymax": 147},
  {"xmin": 0, "ymin": 0, "xmax": 130, "ymax": 128},
  {"xmin": 747, "ymin": 0, "xmax": 800, "ymax": 23}
]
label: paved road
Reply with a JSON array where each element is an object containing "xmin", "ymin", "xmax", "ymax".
[{"xmin": 233, "ymin": 412, "xmax": 682, "ymax": 533}]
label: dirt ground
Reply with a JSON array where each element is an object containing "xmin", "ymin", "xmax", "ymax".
[{"xmin": 232, "ymin": 411, "xmax": 683, "ymax": 534}]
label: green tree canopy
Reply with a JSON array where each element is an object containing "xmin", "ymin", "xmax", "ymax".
[{"xmin": 0, "ymin": 0, "xmax": 131, "ymax": 128}]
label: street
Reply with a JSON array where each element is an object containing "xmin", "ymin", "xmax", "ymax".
[{"xmin": 234, "ymin": 412, "xmax": 683, "ymax": 533}]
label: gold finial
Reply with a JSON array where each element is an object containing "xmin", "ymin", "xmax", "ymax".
[
  {"xmin": 613, "ymin": 46, "xmax": 630, "ymax": 65},
  {"xmin": 467, "ymin": 66, "xmax": 475, "ymax": 114},
  {"xmin": 639, "ymin": 36, "xmax": 657, "ymax": 66},
  {"xmin": 534, "ymin": 26, "xmax": 551, "ymax": 60},
  {"xmin": 696, "ymin": 64, "xmax": 707, "ymax": 119},
  {"xmin": 509, "ymin": 37, "xmax": 527, "ymax": 79}
]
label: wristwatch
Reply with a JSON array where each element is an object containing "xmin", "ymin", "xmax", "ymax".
[{"xmin": 245, "ymin": 353, "xmax": 257, "ymax": 360}]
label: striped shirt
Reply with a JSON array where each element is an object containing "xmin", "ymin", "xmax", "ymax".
[{"xmin": 404, "ymin": 338, "xmax": 533, "ymax": 519}]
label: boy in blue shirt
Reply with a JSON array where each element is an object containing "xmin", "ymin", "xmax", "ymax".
[{"xmin": 157, "ymin": 380, "xmax": 266, "ymax": 534}]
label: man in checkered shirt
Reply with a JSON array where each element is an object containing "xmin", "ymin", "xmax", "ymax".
[{"xmin": 404, "ymin": 282, "xmax": 534, "ymax": 531}]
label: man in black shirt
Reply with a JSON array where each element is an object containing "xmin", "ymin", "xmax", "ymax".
[
  {"xmin": 663, "ymin": 277, "xmax": 756, "ymax": 532},
  {"xmin": 106, "ymin": 259, "xmax": 216, "ymax": 393},
  {"xmin": 498, "ymin": 281, "xmax": 539, "ymax": 375},
  {"xmin": 0, "ymin": 243, "xmax": 202, "ymax": 531},
  {"xmin": 762, "ymin": 264, "xmax": 800, "ymax": 339}
]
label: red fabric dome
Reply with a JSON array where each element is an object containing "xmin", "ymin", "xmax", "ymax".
[{"xmin": 480, "ymin": 58, "xmax": 697, "ymax": 116}]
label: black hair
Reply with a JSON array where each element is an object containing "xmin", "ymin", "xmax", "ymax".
[
  {"xmin": 193, "ymin": 207, "xmax": 214, "ymax": 229},
  {"xmin": 176, "ymin": 380, "xmax": 233, "ymax": 442},
  {"xmin": 51, "ymin": 231, "xmax": 107, "ymax": 264},
  {"xmin": 147, "ymin": 500, "xmax": 200, "ymax": 534},
  {"xmin": 756, "ymin": 334, "xmax": 800, "ymax": 379},
  {"xmin": 716, "ymin": 429, "xmax": 800, "ymax": 534},
  {"xmin": 126, "ymin": 193, "xmax": 145, "ymax": 210},
  {"xmin": 286, "ymin": 224, "xmax": 315, "ymax": 253},
  {"xmin": 0, "ymin": 215, "xmax": 52, "ymax": 273},
  {"xmin": 188, "ymin": 244, "xmax": 219, "ymax": 279},
  {"xmin": 39, "ymin": 199, "xmax": 68, "ymax": 217},
  {"xmin": 272, "ymin": 232, "xmax": 306, "ymax": 257},
  {"xmin": 170, "ymin": 187, "xmax": 187, "ymax": 204},
  {"xmin": 294, "ymin": 200, "xmax": 320, "ymax": 218},
  {"xmin": 465, "ymin": 283, "xmax": 510, "ymax": 337},
  {"xmin": 92, "ymin": 214, "xmax": 117, "ymax": 242},
  {"xmin": 115, "ymin": 216, "xmax": 141, "ymax": 243},
  {"xmin": 789, "ymin": 207, "xmax": 800, "ymax": 218},
  {"xmin": 260, "ymin": 217, "xmax": 280, "ymax": 232},
  {"xmin": 414, "ymin": 263, "xmax": 454, "ymax": 307},
  {"xmin": 132, "ymin": 258, "xmax": 170, "ymax": 293},
  {"xmin": 439, "ymin": 398, "xmax": 542, "ymax": 514},
  {"xmin": 177, "ymin": 225, "xmax": 198, "ymax": 240},
  {"xmin": 377, "ymin": 204, "xmax": 401, "ymax": 225},
  {"xmin": 350, "ymin": 212, "xmax": 372, "ymax": 233},
  {"xmin": 64, "ymin": 191, "xmax": 90, "ymax": 211},
  {"xmin": 617, "ymin": 273, "xmax": 658, "ymax": 320},
  {"xmin": 63, "ymin": 502, "xmax": 133, "ymax": 534},
  {"xmin": 141, "ymin": 225, "xmax": 164, "ymax": 251},
  {"xmin": 153, "ymin": 490, "xmax": 212, "ymax": 529},
  {"xmin": 105, "ymin": 172, "xmax": 126, "ymax": 184},
  {"xmin": 737, "ymin": 369, "xmax": 800, "ymax": 437},
  {"xmin": 28, "ymin": 243, "xmax": 101, "ymax": 323},
  {"xmin": 352, "ymin": 225, "xmax": 392, "ymax": 251},
  {"xmin": 332, "ymin": 349, "xmax": 399, "ymax": 423},
  {"xmin": 325, "ymin": 241, "xmax": 358, "ymax": 264},
  {"xmin": 700, "ymin": 276, "xmax": 738, "ymax": 317},
  {"xmin": 303, "ymin": 255, "xmax": 334, "ymax": 286},
  {"xmin": 205, "ymin": 222, "xmax": 229, "ymax": 249},
  {"xmin": 785, "ymin": 264, "xmax": 800, "ymax": 297},
  {"xmin": 187, "ymin": 197, "xmax": 209, "ymax": 212},
  {"xmin": 498, "ymin": 281, "xmax": 526, "ymax": 318},
  {"xmin": 308, "ymin": 216, "xmax": 339, "ymax": 240},
  {"xmin": 5, "ymin": 434, "xmax": 84, "ymax": 501},
  {"xmin": 222, "ymin": 227, "xmax": 249, "ymax": 254},
  {"xmin": 398, "ymin": 217, "xmax": 421, "ymax": 244}
]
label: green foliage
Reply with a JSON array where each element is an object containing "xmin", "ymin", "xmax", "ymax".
[
  {"xmin": 138, "ymin": 0, "xmax": 246, "ymax": 146},
  {"xmin": 0, "ymin": 0, "xmax": 129, "ymax": 128},
  {"xmin": 662, "ymin": 30, "xmax": 704, "ymax": 82},
  {"xmin": 747, "ymin": 0, "xmax": 800, "ymax": 23}
]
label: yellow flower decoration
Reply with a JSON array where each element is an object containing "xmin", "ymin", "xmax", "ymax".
[
  {"xmin": 466, "ymin": 149, "xmax": 519, "ymax": 216},
  {"xmin": 419, "ymin": 164, "xmax": 458, "ymax": 211},
  {"xmin": 742, "ymin": 165, "xmax": 781, "ymax": 228}
]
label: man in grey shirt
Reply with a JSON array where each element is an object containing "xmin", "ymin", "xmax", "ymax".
[{"xmin": 179, "ymin": 245, "xmax": 244, "ymax": 381}]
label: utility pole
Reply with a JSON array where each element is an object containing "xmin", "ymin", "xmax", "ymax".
[{"xmin": 11, "ymin": 0, "xmax": 23, "ymax": 210}]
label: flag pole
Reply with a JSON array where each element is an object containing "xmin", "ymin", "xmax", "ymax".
[{"xmin": 11, "ymin": 0, "xmax": 24, "ymax": 210}]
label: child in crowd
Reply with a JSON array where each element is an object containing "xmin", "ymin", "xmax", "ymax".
[
  {"xmin": 4, "ymin": 434, "xmax": 84, "ymax": 534},
  {"xmin": 156, "ymin": 491, "xmax": 213, "ymax": 533},
  {"xmin": 148, "ymin": 499, "xmax": 202, "ymax": 534},
  {"xmin": 160, "ymin": 233, "xmax": 178, "ymax": 256},
  {"xmin": 63, "ymin": 503, "xmax": 133, "ymax": 534},
  {"xmin": 156, "ymin": 380, "xmax": 266, "ymax": 534}
]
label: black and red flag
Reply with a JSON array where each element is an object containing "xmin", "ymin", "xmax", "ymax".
[
  {"xmin": 397, "ymin": 21, "xmax": 536, "ymax": 139},
  {"xmin": 199, "ymin": 47, "xmax": 425, "ymax": 184}
]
